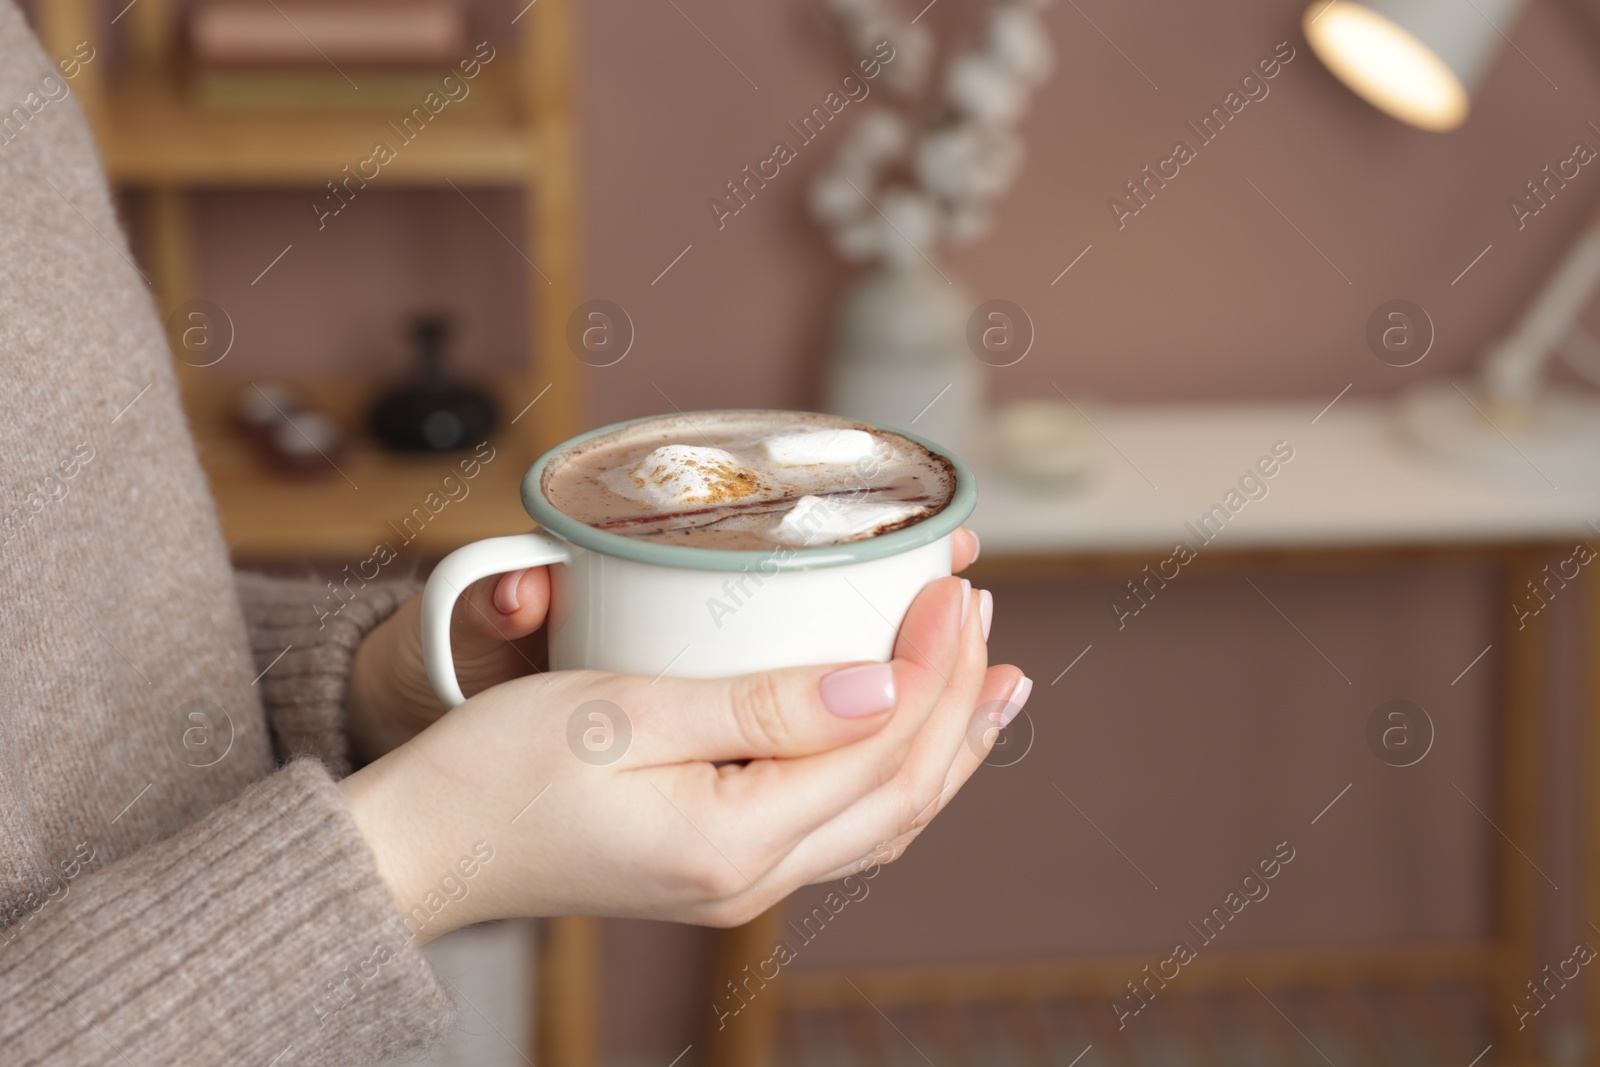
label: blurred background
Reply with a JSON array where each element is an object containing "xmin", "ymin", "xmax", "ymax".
[{"xmin": 18, "ymin": 0, "xmax": 1600, "ymax": 1064}]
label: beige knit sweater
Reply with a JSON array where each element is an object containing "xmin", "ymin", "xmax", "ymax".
[{"xmin": 0, "ymin": 5, "xmax": 457, "ymax": 1063}]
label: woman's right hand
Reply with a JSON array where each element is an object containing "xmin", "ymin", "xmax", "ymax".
[{"xmin": 338, "ymin": 575, "xmax": 1029, "ymax": 939}]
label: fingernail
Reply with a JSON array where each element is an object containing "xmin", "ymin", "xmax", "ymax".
[
  {"xmin": 970, "ymin": 530, "xmax": 981, "ymax": 564},
  {"xmin": 820, "ymin": 663, "xmax": 896, "ymax": 718},
  {"xmin": 958, "ymin": 578, "xmax": 972, "ymax": 630},
  {"xmin": 1000, "ymin": 675, "xmax": 1033, "ymax": 726},
  {"xmin": 979, "ymin": 589, "xmax": 994, "ymax": 642},
  {"xmin": 493, "ymin": 569, "xmax": 526, "ymax": 614}
]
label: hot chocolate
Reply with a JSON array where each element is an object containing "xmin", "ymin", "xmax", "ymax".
[{"xmin": 541, "ymin": 411, "xmax": 956, "ymax": 550}]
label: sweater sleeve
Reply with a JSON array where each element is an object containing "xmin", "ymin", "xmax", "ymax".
[
  {"xmin": 0, "ymin": 759, "xmax": 457, "ymax": 1067},
  {"xmin": 234, "ymin": 572, "xmax": 422, "ymax": 775}
]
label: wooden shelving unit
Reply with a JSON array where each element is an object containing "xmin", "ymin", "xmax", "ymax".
[
  {"xmin": 31, "ymin": 2, "xmax": 597, "ymax": 1064},
  {"xmin": 34, "ymin": 0, "xmax": 586, "ymax": 557},
  {"xmin": 177, "ymin": 377, "xmax": 540, "ymax": 558}
]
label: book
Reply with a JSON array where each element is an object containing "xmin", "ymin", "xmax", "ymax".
[{"xmin": 189, "ymin": 0, "xmax": 467, "ymax": 69}]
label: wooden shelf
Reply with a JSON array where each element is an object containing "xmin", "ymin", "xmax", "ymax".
[
  {"xmin": 748, "ymin": 945, "xmax": 1520, "ymax": 1067},
  {"xmin": 185, "ymin": 377, "xmax": 539, "ymax": 559},
  {"xmin": 778, "ymin": 943, "xmax": 1496, "ymax": 1009},
  {"xmin": 194, "ymin": 432, "xmax": 535, "ymax": 560},
  {"xmin": 770, "ymin": 954, "xmax": 1507, "ymax": 1067},
  {"xmin": 100, "ymin": 61, "xmax": 538, "ymax": 185},
  {"xmin": 203, "ymin": 443, "xmax": 531, "ymax": 559}
]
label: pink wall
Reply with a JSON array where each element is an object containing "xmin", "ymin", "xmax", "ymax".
[
  {"xmin": 574, "ymin": 0, "xmax": 1600, "ymax": 422},
  {"xmin": 188, "ymin": 0, "xmax": 1600, "ymax": 408},
  {"xmin": 168, "ymin": 0, "xmax": 1600, "ymax": 1060}
]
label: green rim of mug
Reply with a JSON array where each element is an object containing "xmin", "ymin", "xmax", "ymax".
[{"xmin": 520, "ymin": 409, "xmax": 977, "ymax": 572}]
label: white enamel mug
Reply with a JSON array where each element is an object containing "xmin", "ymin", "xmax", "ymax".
[{"xmin": 420, "ymin": 410, "xmax": 977, "ymax": 708}]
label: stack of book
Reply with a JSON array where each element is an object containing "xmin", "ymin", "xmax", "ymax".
[{"xmin": 187, "ymin": 0, "xmax": 469, "ymax": 109}]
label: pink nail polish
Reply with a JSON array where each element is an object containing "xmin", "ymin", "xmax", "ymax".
[
  {"xmin": 979, "ymin": 589, "xmax": 994, "ymax": 641},
  {"xmin": 970, "ymin": 530, "xmax": 981, "ymax": 564},
  {"xmin": 958, "ymin": 578, "xmax": 972, "ymax": 630},
  {"xmin": 1000, "ymin": 675, "xmax": 1033, "ymax": 726},
  {"xmin": 494, "ymin": 569, "xmax": 526, "ymax": 614},
  {"xmin": 820, "ymin": 663, "xmax": 896, "ymax": 718}
]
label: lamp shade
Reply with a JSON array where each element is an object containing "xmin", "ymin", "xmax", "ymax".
[{"xmin": 1302, "ymin": 0, "xmax": 1526, "ymax": 130}]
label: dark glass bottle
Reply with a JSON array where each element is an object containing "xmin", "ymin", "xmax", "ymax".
[{"xmin": 367, "ymin": 314, "xmax": 498, "ymax": 452}]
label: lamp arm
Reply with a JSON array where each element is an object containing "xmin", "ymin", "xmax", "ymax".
[{"xmin": 1482, "ymin": 207, "xmax": 1600, "ymax": 411}]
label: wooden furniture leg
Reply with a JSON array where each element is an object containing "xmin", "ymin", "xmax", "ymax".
[
  {"xmin": 1496, "ymin": 549, "xmax": 1548, "ymax": 1064},
  {"xmin": 141, "ymin": 186, "xmax": 193, "ymax": 314},
  {"xmin": 32, "ymin": 0, "xmax": 105, "ymax": 132},
  {"xmin": 1587, "ymin": 556, "xmax": 1600, "ymax": 1067},
  {"xmin": 123, "ymin": 0, "xmax": 176, "ymax": 67},
  {"xmin": 706, "ymin": 903, "xmax": 790, "ymax": 1067},
  {"xmin": 520, "ymin": 4, "xmax": 595, "ymax": 1058},
  {"xmin": 536, "ymin": 916, "xmax": 601, "ymax": 1067},
  {"xmin": 521, "ymin": 0, "xmax": 584, "ymax": 455},
  {"xmin": 137, "ymin": 186, "xmax": 223, "ymax": 416}
]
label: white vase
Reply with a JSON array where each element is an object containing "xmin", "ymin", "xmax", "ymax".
[{"xmin": 823, "ymin": 261, "xmax": 985, "ymax": 462}]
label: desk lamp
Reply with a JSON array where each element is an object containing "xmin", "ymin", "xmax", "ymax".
[{"xmin": 1304, "ymin": 0, "xmax": 1600, "ymax": 486}]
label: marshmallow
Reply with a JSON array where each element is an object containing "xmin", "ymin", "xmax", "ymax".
[
  {"xmin": 630, "ymin": 444, "xmax": 760, "ymax": 506},
  {"xmin": 761, "ymin": 429, "xmax": 878, "ymax": 466},
  {"xmin": 773, "ymin": 494, "xmax": 927, "ymax": 547}
]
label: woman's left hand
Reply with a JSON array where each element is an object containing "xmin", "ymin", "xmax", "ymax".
[{"xmin": 344, "ymin": 526, "xmax": 982, "ymax": 762}]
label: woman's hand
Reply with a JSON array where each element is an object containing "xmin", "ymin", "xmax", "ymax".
[
  {"xmin": 338, "ymin": 569, "xmax": 1025, "ymax": 939},
  {"xmin": 345, "ymin": 559, "xmax": 555, "ymax": 762},
  {"xmin": 343, "ymin": 527, "xmax": 983, "ymax": 763}
]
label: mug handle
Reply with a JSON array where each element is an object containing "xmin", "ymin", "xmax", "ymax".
[{"xmin": 420, "ymin": 531, "xmax": 572, "ymax": 709}]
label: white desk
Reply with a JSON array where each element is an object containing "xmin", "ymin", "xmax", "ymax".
[{"xmin": 969, "ymin": 400, "xmax": 1600, "ymax": 555}]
